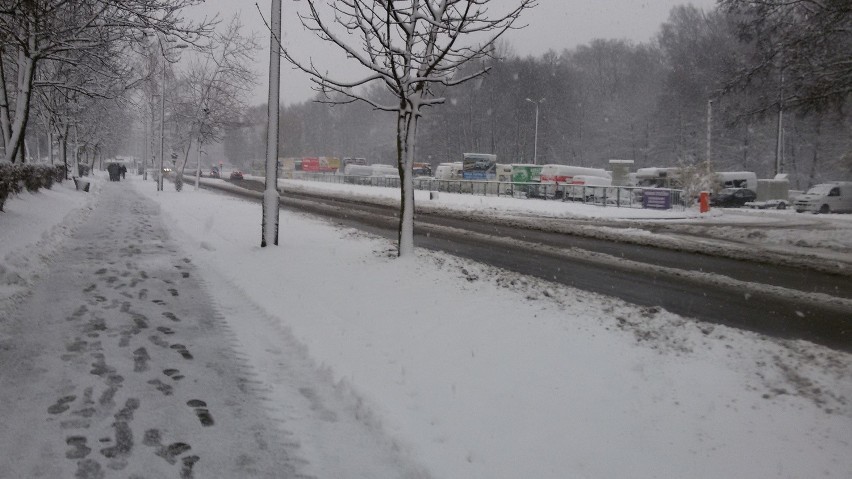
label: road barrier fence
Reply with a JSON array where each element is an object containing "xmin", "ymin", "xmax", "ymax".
[{"xmin": 292, "ymin": 172, "xmax": 686, "ymax": 210}]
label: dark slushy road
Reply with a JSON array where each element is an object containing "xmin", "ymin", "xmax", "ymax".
[{"xmin": 202, "ymin": 178, "xmax": 852, "ymax": 352}]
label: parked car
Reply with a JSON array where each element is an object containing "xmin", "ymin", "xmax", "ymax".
[
  {"xmin": 709, "ymin": 188, "xmax": 757, "ymax": 207},
  {"xmin": 794, "ymin": 182, "xmax": 852, "ymax": 214},
  {"xmin": 229, "ymin": 170, "xmax": 244, "ymax": 180}
]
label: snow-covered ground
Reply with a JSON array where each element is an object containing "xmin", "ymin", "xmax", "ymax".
[{"xmin": 1, "ymin": 173, "xmax": 850, "ymax": 478}]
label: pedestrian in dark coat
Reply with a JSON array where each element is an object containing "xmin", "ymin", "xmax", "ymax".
[
  {"xmin": 120, "ymin": 165, "xmax": 127, "ymax": 179},
  {"xmin": 107, "ymin": 163, "xmax": 120, "ymax": 181}
]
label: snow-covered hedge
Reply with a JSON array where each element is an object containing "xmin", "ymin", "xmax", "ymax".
[{"xmin": 0, "ymin": 163, "xmax": 66, "ymax": 211}]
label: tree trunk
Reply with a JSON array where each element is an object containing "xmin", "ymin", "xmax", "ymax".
[
  {"xmin": 59, "ymin": 125, "xmax": 69, "ymax": 179},
  {"xmin": 5, "ymin": 52, "xmax": 36, "ymax": 163},
  {"xmin": 174, "ymin": 138, "xmax": 193, "ymax": 192},
  {"xmin": 195, "ymin": 139, "xmax": 202, "ymax": 191},
  {"xmin": 807, "ymin": 117, "xmax": 821, "ymax": 188},
  {"xmin": 0, "ymin": 48, "xmax": 10, "ymax": 158},
  {"xmin": 397, "ymin": 108, "xmax": 417, "ymax": 257}
]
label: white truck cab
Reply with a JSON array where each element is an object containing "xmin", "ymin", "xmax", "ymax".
[{"xmin": 794, "ymin": 182, "xmax": 852, "ymax": 214}]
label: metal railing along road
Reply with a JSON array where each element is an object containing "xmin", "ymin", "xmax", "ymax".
[{"xmin": 292, "ymin": 172, "xmax": 686, "ymax": 210}]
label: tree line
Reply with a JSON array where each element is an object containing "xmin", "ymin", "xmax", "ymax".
[
  {"xmin": 0, "ymin": 0, "xmax": 257, "ymax": 191},
  {"xmin": 3, "ymin": 1, "xmax": 848, "ymax": 193},
  {"xmin": 0, "ymin": 0, "xmax": 219, "ymax": 173},
  {"xmin": 225, "ymin": 2, "xmax": 850, "ymax": 190}
]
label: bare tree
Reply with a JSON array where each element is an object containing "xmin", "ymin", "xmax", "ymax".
[
  {"xmin": 30, "ymin": 33, "xmax": 137, "ymax": 176},
  {"xmin": 0, "ymin": 0, "xmax": 212, "ymax": 163},
  {"xmin": 170, "ymin": 15, "xmax": 259, "ymax": 192},
  {"xmin": 720, "ymin": 0, "xmax": 852, "ymax": 115},
  {"xmin": 280, "ymin": 0, "xmax": 536, "ymax": 257}
]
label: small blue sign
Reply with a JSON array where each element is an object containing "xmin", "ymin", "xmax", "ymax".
[{"xmin": 462, "ymin": 171, "xmax": 488, "ymax": 180}]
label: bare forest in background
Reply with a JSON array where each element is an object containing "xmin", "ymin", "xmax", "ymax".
[{"xmin": 224, "ymin": 4, "xmax": 851, "ymax": 190}]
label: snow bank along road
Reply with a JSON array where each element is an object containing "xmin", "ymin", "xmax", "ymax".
[
  {"xmin": 0, "ymin": 183, "xmax": 304, "ymax": 478},
  {"xmin": 204, "ymin": 177, "xmax": 852, "ymax": 352}
]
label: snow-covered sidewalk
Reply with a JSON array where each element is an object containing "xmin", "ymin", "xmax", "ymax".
[
  {"xmin": 0, "ymin": 180, "xmax": 301, "ymax": 478},
  {"xmin": 1, "ymin": 173, "xmax": 851, "ymax": 478}
]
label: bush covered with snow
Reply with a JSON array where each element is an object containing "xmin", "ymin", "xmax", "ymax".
[{"xmin": 0, "ymin": 164, "xmax": 65, "ymax": 211}]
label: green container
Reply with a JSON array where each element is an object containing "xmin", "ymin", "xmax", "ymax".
[{"xmin": 511, "ymin": 164, "xmax": 542, "ymax": 183}]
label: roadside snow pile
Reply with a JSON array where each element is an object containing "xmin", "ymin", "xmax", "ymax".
[
  {"xmin": 0, "ymin": 180, "xmax": 95, "ymax": 305},
  {"xmin": 710, "ymin": 224, "xmax": 852, "ymax": 252},
  {"xmin": 662, "ymin": 208, "xmax": 852, "ymax": 252}
]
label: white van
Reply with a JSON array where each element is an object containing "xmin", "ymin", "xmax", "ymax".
[{"xmin": 794, "ymin": 182, "xmax": 852, "ymax": 214}]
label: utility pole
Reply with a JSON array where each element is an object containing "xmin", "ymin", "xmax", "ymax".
[
  {"xmin": 525, "ymin": 97, "xmax": 544, "ymax": 165},
  {"xmin": 158, "ymin": 56, "xmax": 166, "ymax": 191},
  {"xmin": 48, "ymin": 125, "xmax": 53, "ymax": 165},
  {"xmin": 73, "ymin": 123, "xmax": 79, "ymax": 176},
  {"xmin": 156, "ymin": 36, "xmax": 186, "ymax": 191},
  {"xmin": 775, "ymin": 55, "xmax": 785, "ymax": 176},
  {"xmin": 195, "ymin": 139, "xmax": 202, "ymax": 192},
  {"xmin": 706, "ymin": 99, "xmax": 713, "ymax": 169},
  {"xmin": 142, "ymin": 112, "xmax": 148, "ymax": 180},
  {"xmin": 262, "ymin": 0, "xmax": 282, "ymax": 247},
  {"xmin": 775, "ymin": 104, "xmax": 784, "ymax": 175}
]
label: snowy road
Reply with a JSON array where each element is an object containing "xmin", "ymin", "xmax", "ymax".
[
  {"xmin": 203, "ymin": 177, "xmax": 852, "ymax": 351},
  {"xmin": 0, "ymin": 182, "xmax": 425, "ymax": 478}
]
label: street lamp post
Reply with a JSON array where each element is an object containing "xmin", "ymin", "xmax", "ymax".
[
  {"xmin": 156, "ymin": 37, "xmax": 187, "ymax": 192},
  {"xmin": 158, "ymin": 60, "xmax": 166, "ymax": 191},
  {"xmin": 142, "ymin": 116, "xmax": 147, "ymax": 180},
  {"xmin": 73, "ymin": 123, "xmax": 79, "ymax": 176},
  {"xmin": 525, "ymin": 97, "xmax": 544, "ymax": 165},
  {"xmin": 262, "ymin": 0, "xmax": 282, "ymax": 248}
]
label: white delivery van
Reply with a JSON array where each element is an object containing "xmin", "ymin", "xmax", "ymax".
[{"xmin": 794, "ymin": 182, "xmax": 852, "ymax": 214}]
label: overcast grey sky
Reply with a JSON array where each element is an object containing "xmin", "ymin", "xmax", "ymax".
[{"xmin": 188, "ymin": 0, "xmax": 718, "ymax": 106}]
